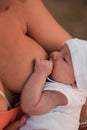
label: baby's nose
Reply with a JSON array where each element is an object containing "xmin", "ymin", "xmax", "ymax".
[{"xmin": 50, "ymin": 51, "xmax": 59, "ymax": 60}]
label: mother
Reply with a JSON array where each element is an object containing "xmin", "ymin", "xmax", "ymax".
[{"xmin": 0, "ymin": 0, "xmax": 87, "ymax": 130}]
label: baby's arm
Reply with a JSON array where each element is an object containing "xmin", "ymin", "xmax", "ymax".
[{"xmin": 20, "ymin": 59, "xmax": 67, "ymax": 115}]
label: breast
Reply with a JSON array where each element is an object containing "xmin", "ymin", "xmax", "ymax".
[{"xmin": 0, "ymin": 12, "xmax": 47, "ymax": 93}]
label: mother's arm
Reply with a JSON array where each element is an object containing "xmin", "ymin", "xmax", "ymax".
[
  {"xmin": 79, "ymin": 99, "xmax": 87, "ymax": 130},
  {"xmin": 4, "ymin": 115, "xmax": 27, "ymax": 130},
  {"xmin": 80, "ymin": 98, "xmax": 87, "ymax": 122},
  {"xmin": 24, "ymin": 0, "xmax": 72, "ymax": 53}
]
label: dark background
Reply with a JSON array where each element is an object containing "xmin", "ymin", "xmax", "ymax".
[{"xmin": 43, "ymin": 0, "xmax": 87, "ymax": 40}]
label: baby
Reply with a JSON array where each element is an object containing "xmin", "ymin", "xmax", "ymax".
[{"xmin": 20, "ymin": 38, "xmax": 87, "ymax": 130}]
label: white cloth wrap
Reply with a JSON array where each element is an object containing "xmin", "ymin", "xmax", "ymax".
[{"xmin": 65, "ymin": 38, "xmax": 87, "ymax": 92}]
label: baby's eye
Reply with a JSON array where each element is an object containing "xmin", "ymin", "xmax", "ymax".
[{"xmin": 63, "ymin": 57, "xmax": 67, "ymax": 63}]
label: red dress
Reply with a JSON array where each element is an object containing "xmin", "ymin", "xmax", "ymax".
[{"xmin": 0, "ymin": 106, "xmax": 21, "ymax": 130}]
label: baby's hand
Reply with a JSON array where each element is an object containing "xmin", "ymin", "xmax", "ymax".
[{"xmin": 34, "ymin": 58, "xmax": 53, "ymax": 77}]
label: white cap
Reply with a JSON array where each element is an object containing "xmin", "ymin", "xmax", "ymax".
[{"xmin": 65, "ymin": 38, "xmax": 87, "ymax": 91}]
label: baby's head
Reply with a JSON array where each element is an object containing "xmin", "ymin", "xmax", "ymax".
[{"xmin": 49, "ymin": 38, "xmax": 87, "ymax": 90}]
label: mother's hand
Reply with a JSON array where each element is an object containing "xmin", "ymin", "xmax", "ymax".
[
  {"xmin": 79, "ymin": 98, "xmax": 87, "ymax": 130},
  {"xmin": 4, "ymin": 114, "xmax": 27, "ymax": 130},
  {"xmin": 79, "ymin": 125, "xmax": 87, "ymax": 130}
]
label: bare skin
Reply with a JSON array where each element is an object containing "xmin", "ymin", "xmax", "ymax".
[
  {"xmin": 0, "ymin": 0, "xmax": 86, "ymax": 129},
  {"xmin": 4, "ymin": 115, "xmax": 27, "ymax": 130},
  {"xmin": 0, "ymin": 0, "xmax": 47, "ymax": 95},
  {"xmin": 0, "ymin": 0, "xmax": 71, "ymax": 104}
]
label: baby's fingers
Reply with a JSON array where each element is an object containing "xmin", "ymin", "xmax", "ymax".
[{"xmin": 49, "ymin": 60, "xmax": 53, "ymax": 68}]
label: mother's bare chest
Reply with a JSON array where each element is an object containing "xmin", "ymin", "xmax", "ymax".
[
  {"xmin": 0, "ymin": 11, "xmax": 26, "ymax": 43},
  {"xmin": 0, "ymin": 12, "xmax": 29, "ymax": 91}
]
